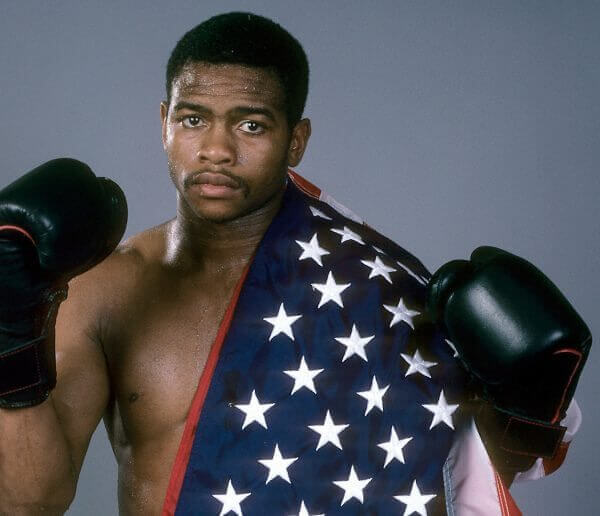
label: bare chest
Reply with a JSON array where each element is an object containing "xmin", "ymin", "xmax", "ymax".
[{"xmin": 104, "ymin": 269, "xmax": 241, "ymax": 449}]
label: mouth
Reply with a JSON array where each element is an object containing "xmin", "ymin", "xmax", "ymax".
[
  {"xmin": 186, "ymin": 171, "xmax": 243, "ymax": 198},
  {"xmin": 193, "ymin": 172, "xmax": 240, "ymax": 188}
]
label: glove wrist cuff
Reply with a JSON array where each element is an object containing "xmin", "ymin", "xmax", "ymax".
[
  {"xmin": 0, "ymin": 287, "xmax": 65, "ymax": 409},
  {"xmin": 0, "ymin": 335, "xmax": 52, "ymax": 408},
  {"xmin": 475, "ymin": 403, "xmax": 567, "ymax": 473}
]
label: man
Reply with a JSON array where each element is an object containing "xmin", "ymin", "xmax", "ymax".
[{"xmin": 0, "ymin": 12, "xmax": 590, "ymax": 516}]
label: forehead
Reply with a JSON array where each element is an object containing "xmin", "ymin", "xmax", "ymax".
[{"xmin": 171, "ymin": 62, "xmax": 285, "ymax": 109}]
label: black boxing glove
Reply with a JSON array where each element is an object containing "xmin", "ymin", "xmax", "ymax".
[
  {"xmin": 0, "ymin": 158, "xmax": 127, "ymax": 408},
  {"xmin": 427, "ymin": 246, "xmax": 591, "ymax": 475}
]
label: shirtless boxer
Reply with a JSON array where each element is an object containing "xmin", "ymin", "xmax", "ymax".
[
  {"xmin": 0, "ymin": 13, "xmax": 311, "ymax": 516},
  {"xmin": 0, "ymin": 12, "xmax": 590, "ymax": 516}
]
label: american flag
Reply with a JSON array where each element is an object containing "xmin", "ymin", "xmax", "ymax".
[{"xmin": 163, "ymin": 175, "xmax": 467, "ymax": 516}]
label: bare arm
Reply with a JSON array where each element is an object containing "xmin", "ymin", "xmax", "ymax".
[{"xmin": 0, "ymin": 266, "xmax": 112, "ymax": 515}]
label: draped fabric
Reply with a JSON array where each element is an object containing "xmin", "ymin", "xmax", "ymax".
[{"xmin": 163, "ymin": 174, "xmax": 483, "ymax": 515}]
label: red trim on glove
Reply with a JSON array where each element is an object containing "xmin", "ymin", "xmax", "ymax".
[
  {"xmin": 550, "ymin": 348, "xmax": 583, "ymax": 424},
  {"xmin": 543, "ymin": 441, "xmax": 570, "ymax": 476},
  {"xmin": 0, "ymin": 225, "xmax": 35, "ymax": 245}
]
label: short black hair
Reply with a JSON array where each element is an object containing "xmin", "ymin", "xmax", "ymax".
[{"xmin": 166, "ymin": 12, "xmax": 309, "ymax": 126}]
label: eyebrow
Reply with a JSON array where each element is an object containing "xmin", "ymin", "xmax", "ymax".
[{"xmin": 172, "ymin": 101, "xmax": 277, "ymax": 122}]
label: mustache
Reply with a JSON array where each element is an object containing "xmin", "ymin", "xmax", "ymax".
[{"xmin": 183, "ymin": 169, "xmax": 247, "ymax": 192}]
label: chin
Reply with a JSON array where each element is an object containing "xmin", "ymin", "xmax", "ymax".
[
  {"xmin": 177, "ymin": 194, "xmax": 239, "ymax": 222},
  {"xmin": 198, "ymin": 210, "xmax": 242, "ymax": 224},
  {"xmin": 208, "ymin": 194, "xmax": 284, "ymax": 221},
  {"xmin": 183, "ymin": 204, "xmax": 240, "ymax": 224}
]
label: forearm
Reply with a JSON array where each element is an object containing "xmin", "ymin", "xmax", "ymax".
[
  {"xmin": 0, "ymin": 394, "xmax": 77, "ymax": 515},
  {"xmin": 0, "ymin": 159, "xmax": 124, "ymax": 515}
]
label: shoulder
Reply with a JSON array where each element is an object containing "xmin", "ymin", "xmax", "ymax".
[
  {"xmin": 286, "ymin": 178, "xmax": 464, "ymax": 384},
  {"xmin": 78, "ymin": 220, "xmax": 171, "ymax": 284},
  {"xmin": 290, "ymin": 180, "xmax": 431, "ymax": 292},
  {"xmin": 62, "ymin": 220, "xmax": 173, "ymax": 327}
]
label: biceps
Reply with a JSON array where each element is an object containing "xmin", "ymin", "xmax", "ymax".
[{"xmin": 52, "ymin": 300, "xmax": 111, "ymax": 477}]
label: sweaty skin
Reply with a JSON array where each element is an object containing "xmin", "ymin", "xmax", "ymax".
[{"xmin": 51, "ymin": 63, "xmax": 311, "ymax": 515}]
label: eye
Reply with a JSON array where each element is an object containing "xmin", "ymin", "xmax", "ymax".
[
  {"xmin": 239, "ymin": 120, "xmax": 264, "ymax": 134},
  {"xmin": 181, "ymin": 116, "xmax": 203, "ymax": 128}
]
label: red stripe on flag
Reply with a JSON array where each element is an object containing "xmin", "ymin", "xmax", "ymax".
[
  {"xmin": 161, "ymin": 265, "xmax": 251, "ymax": 516},
  {"xmin": 494, "ymin": 470, "xmax": 522, "ymax": 516},
  {"xmin": 288, "ymin": 170, "xmax": 321, "ymax": 199}
]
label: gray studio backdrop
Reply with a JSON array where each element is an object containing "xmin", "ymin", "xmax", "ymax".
[{"xmin": 1, "ymin": 1, "xmax": 598, "ymax": 514}]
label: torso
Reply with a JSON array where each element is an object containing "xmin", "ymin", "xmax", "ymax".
[{"xmin": 99, "ymin": 221, "xmax": 247, "ymax": 515}]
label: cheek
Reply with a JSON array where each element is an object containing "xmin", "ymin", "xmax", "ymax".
[
  {"xmin": 164, "ymin": 123, "xmax": 178, "ymax": 146},
  {"xmin": 236, "ymin": 150, "xmax": 249, "ymax": 165},
  {"xmin": 252, "ymin": 137, "xmax": 289, "ymax": 165},
  {"xmin": 235, "ymin": 141, "xmax": 270, "ymax": 169},
  {"xmin": 166, "ymin": 133, "xmax": 196, "ymax": 165},
  {"xmin": 165, "ymin": 145, "xmax": 191, "ymax": 188}
]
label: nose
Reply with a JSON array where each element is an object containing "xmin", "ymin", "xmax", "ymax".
[{"xmin": 197, "ymin": 124, "xmax": 236, "ymax": 166}]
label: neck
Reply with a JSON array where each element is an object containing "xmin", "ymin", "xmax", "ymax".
[{"xmin": 166, "ymin": 190, "xmax": 285, "ymax": 271}]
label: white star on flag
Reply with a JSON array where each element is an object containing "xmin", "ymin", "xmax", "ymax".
[
  {"xmin": 309, "ymin": 206, "xmax": 332, "ymax": 220},
  {"xmin": 234, "ymin": 390, "xmax": 275, "ymax": 429},
  {"xmin": 258, "ymin": 444, "xmax": 298, "ymax": 484},
  {"xmin": 288, "ymin": 501, "xmax": 324, "ymax": 516},
  {"xmin": 422, "ymin": 390, "xmax": 459, "ymax": 430},
  {"xmin": 394, "ymin": 480, "xmax": 436, "ymax": 516},
  {"xmin": 311, "ymin": 271, "xmax": 351, "ymax": 308},
  {"xmin": 401, "ymin": 349, "xmax": 438, "ymax": 378},
  {"xmin": 372, "ymin": 245, "xmax": 386, "ymax": 255},
  {"xmin": 335, "ymin": 324, "xmax": 374, "ymax": 362},
  {"xmin": 378, "ymin": 427, "xmax": 413, "ymax": 467},
  {"xmin": 213, "ymin": 480, "xmax": 251, "ymax": 516},
  {"xmin": 383, "ymin": 298, "xmax": 420, "ymax": 329},
  {"xmin": 296, "ymin": 233, "xmax": 330, "ymax": 266},
  {"xmin": 357, "ymin": 376, "xmax": 389, "ymax": 415},
  {"xmin": 333, "ymin": 465, "xmax": 372, "ymax": 505},
  {"xmin": 331, "ymin": 225, "xmax": 365, "ymax": 245},
  {"xmin": 263, "ymin": 303, "xmax": 302, "ymax": 341},
  {"xmin": 360, "ymin": 256, "xmax": 396, "ymax": 283},
  {"xmin": 308, "ymin": 410, "xmax": 349, "ymax": 450},
  {"xmin": 284, "ymin": 356, "xmax": 323, "ymax": 394}
]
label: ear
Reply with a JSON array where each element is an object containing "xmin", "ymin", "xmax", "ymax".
[
  {"xmin": 160, "ymin": 101, "xmax": 169, "ymax": 150},
  {"xmin": 287, "ymin": 118, "xmax": 311, "ymax": 168}
]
